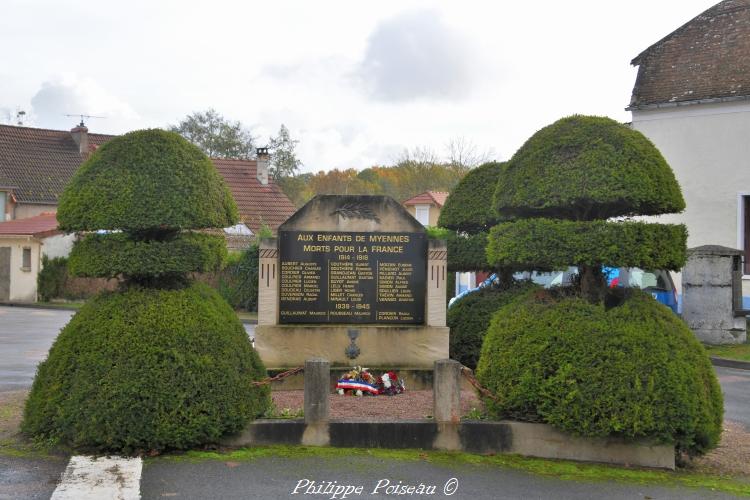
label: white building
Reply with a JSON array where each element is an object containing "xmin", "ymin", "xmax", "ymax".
[{"xmin": 628, "ymin": 0, "xmax": 750, "ymax": 305}]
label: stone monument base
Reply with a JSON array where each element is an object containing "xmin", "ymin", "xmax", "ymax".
[{"xmin": 255, "ymin": 325, "xmax": 449, "ymax": 370}]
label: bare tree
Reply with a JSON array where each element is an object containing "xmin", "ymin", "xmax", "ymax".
[{"xmin": 445, "ymin": 136, "xmax": 495, "ymax": 169}]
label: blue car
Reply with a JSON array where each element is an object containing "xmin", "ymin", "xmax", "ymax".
[{"xmin": 449, "ymin": 266, "xmax": 679, "ymax": 314}]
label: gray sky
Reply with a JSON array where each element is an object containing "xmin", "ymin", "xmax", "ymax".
[{"xmin": 0, "ymin": 0, "xmax": 718, "ymax": 172}]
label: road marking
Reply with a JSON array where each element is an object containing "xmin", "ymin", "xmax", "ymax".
[{"xmin": 51, "ymin": 455, "xmax": 142, "ymax": 500}]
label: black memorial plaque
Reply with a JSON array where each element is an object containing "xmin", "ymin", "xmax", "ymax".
[{"xmin": 278, "ymin": 231, "xmax": 426, "ymax": 324}]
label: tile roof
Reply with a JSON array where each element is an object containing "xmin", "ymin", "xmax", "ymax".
[
  {"xmin": 212, "ymin": 158, "xmax": 297, "ymax": 232},
  {"xmin": 0, "ymin": 124, "xmax": 113, "ymax": 204},
  {"xmin": 0, "ymin": 212, "xmax": 58, "ymax": 236},
  {"xmin": 402, "ymin": 191, "xmax": 449, "ymax": 207},
  {"xmin": 0, "ymin": 125, "xmax": 296, "ymax": 232},
  {"xmin": 628, "ymin": 0, "xmax": 750, "ymax": 110}
]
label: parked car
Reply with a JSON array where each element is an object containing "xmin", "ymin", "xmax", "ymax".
[{"xmin": 449, "ymin": 266, "xmax": 679, "ymax": 314}]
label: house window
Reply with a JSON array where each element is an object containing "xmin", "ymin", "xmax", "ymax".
[
  {"xmin": 0, "ymin": 192, "xmax": 5, "ymax": 222},
  {"xmin": 415, "ymin": 205, "xmax": 430, "ymax": 226},
  {"xmin": 22, "ymin": 247, "xmax": 31, "ymax": 271},
  {"xmin": 744, "ymin": 196, "xmax": 750, "ymax": 275}
]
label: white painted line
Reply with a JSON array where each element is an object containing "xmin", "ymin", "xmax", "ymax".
[{"xmin": 51, "ymin": 455, "xmax": 142, "ymax": 500}]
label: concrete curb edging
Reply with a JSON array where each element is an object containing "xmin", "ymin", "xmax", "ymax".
[
  {"xmin": 222, "ymin": 419, "xmax": 675, "ymax": 470},
  {"xmin": 711, "ymin": 356, "xmax": 750, "ymax": 371}
]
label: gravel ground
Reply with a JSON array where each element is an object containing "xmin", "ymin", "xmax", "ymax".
[
  {"xmin": 691, "ymin": 420, "xmax": 750, "ymax": 476},
  {"xmin": 272, "ymin": 389, "xmax": 484, "ymax": 419}
]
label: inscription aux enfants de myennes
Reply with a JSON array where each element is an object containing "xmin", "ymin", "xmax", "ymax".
[{"xmin": 279, "ymin": 230, "xmax": 426, "ymax": 324}]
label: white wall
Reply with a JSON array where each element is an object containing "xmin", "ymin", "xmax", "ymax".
[
  {"xmin": 0, "ymin": 237, "xmax": 41, "ymax": 302},
  {"xmin": 632, "ymin": 100, "xmax": 750, "ymax": 297},
  {"xmin": 42, "ymin": 233, "xmax": 75, "ymax": 259}
]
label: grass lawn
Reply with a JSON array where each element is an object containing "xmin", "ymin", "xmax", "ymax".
[{"xmin": 705, "ymin": 343, "xmax": 750, "ymax": 362}]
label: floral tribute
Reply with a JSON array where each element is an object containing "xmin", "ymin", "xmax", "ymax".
[{"xmin": 335, "ymin": 366, "xmax": 406, "ymax": 397}]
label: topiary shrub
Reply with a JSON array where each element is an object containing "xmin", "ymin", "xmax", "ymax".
[
  {"xmin": 476, "ymin": 290, "xmax": 723, "ymax": 457},
  {"xmin": 438, "ymin": 161, "xmax": 506, "ymax": 232},
  {"xmin": 217, "ymin": 244, "xmax": 260, "ymax": 311},
  {"xmin": 448, "ymin": 284, "xmax": 535, "ymax": 369},
  {"xmin": 22, "ymin": 284, "xmax": 269, "ymax": 452},
  {"xmin": 24, "ymin": 129, "xmax": 270, "ymax": 452},
  {"xmin": 57, "ymin": 129, "xmax": 237, "ymax": 232},
  {"xmin": 488, "ymin": 115, "xmax": 687, "ymax": 300}
]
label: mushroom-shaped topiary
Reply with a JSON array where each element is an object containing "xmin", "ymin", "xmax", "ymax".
[
  {"xmin": 23, "ymin": 129, "xmax": 270, "ymax": 452},
  {"xmin": 487, "ymin": 115, "xmax": 688, "ymax": 300}
]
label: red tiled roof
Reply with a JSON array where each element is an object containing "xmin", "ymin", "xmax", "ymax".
[
  {"xmin": 628, "ymin": 0, "xmax": 750, "ymax": 109},
  {"xmin": 210, "ymin": 159, "xmax": 296, "ymax": 232},
  {"xmin": 0, "ymin": 212, "xmax": 58, "ymax": 236},
  {"xmin": 0, "ymin": 124, "xmax": 113, "ymax": 204},
  {"xmin": 0, "ymin": 125, "xmax": 296, "ymax": 232},
  {"xmin": 402, "ymin": 191, "xmax": 449, "ymax": 207}
]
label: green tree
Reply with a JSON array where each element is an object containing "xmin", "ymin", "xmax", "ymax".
[
  {"xmin": 169, "ymin": 108, "xmax": 255, "ymax": 159},
  {"xmin": 268, "ymin": 124, "xmax": 302, "ymax": 180},
  {"xmin": 487, "ymin": 115, "xmax": 687, "ymax": 301},
  {"xmin": 24, "ymin": 129, "xmax": 270, "ymax": 452}
]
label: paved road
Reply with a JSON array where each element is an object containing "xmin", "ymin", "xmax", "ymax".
[
  {"xmin": 716, "ymin": 365, "xmax": 750, "ymax": 430},
  {"xmin": 0, "ymin": 306, "xmax": 255, "ymax": 392},
  {"xmin": 140, "ymin": 454, "xmax": 741, "ymax": 500}
]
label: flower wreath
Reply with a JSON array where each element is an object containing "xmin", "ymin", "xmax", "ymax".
[{"xmin": 335, "ymin": 366, "xmax": 406, "ymax": 396}]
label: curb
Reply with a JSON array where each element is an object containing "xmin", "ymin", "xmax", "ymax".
[
  {"xmin": 0, "ymin": 302, "xmax": 80, "ymax": 311},
  {"xmin": 711, "ymin": 356, "xmax": 750, "ymax": 371}
]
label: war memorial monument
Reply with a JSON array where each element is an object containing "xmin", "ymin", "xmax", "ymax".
[{"xmin": 254, "ymin": 195, "xmax": 449, "ymax": 375}]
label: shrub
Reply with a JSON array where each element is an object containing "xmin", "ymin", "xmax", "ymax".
[
  {"xmin": 22, "ymin": 283, "xmax": 270, "ymax": 452},
  {"xmin": 487, "ymin": 219, "xmax": 687, "ymax": 272},
  {"xmin": 217, "ymin": 244, "xmax": 260, "ymax": 311},
  {"xmin": 37, "ymin": 256, "xmax": 69, "ymax": 302},
  {"xmin": 476, "ymin": 290, "xmax": 723, "ymax": 456},
  {"xmin": 448, "ymin": 284, "xmax": 535, "ymax": 369},
  {"xmin": 427, "ymin": 227, "xmax": 490, "ymax": 272},
  {"xmin": 438, "ymin": 162, "xmax": 506, "ymax": 232},
  {"xmin": 68, "ymin": 232, "xmax": 228, "ymax": 279},
  {"xmin": 494, "ymin": 115, "xmax": 685, "ymax": 220},
  {"xmin": 57, "ymin": 129, "xmax": 238, "ymax": 232}
]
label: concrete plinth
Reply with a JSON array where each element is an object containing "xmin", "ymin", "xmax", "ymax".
[{"xmin": 255, "ymin": 325, "xmax": 449, "ymax": 369}]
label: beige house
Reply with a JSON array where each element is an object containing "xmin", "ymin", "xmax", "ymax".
[
  {"xmin": 0, "ymin": 212, "xmax": 72, "ymax": 302},
  {"xmin": 402, "ymin": 191, "xmax": 448, "ymax": 227},
  {"xmin": 627, "ymin": 0, "xmax": 750, "ymax": 305}
]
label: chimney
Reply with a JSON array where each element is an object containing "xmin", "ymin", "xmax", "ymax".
[
  {"xmin": 256, "ymin": 147, "xmax": 269, "ymax": 185},
  {"xmin": 70, "ymin": 122, "xmax": 89, "ymax": 158}
]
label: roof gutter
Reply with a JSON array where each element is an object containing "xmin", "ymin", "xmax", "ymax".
[{"xmin": 626, "ymin": 94, "xmax": 750, "ymax": 111}]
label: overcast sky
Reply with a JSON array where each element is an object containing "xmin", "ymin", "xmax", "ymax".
[{"xmin": 0, "ymin": 0, "xmax": 718, "ymax": 172}]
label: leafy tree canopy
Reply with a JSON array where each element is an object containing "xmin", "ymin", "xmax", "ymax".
[
  {"xmin": 170, "ymin": 109, "xmax": 255, "ymax": 159},
  {"xmin": 268, "ymin": 124, "xmax": 302, "ymax": 180}
]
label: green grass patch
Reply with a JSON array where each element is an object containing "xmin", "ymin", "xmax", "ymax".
[
  {"xmin": 35, "ymin": 301, "xmax": 85, "ymax": 310},
  {"xmin": 150, "ymin": 445, "xmax": 750, "ymax": 497},
  {"xmin": 705, "ymin": 342, "xmax": 750, "ymax": 362}
]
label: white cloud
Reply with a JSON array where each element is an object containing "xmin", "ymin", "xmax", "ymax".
[
  {"xmin": 30, "ymin": 74, "xmax": 139, "ymax": 131},
  {"xmin": 357, "ymin": 9, "xmax": 478, "ymax": 102}
]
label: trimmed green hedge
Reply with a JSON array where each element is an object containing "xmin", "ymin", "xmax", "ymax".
[
  {"xmin": 494, "ymin": 115, "xmax": 685, "ymax": 220},
  {"xmin": 486, "ymin": 218, "xmax": 687, "ymax": 271},
  {"xmin": 22, "ymin": 283, "xmax": 270, "ymax": 452},
  {"xmin": 68, "ymin": 232, "xmax": 227, "ymax": 279},
  {"xmin": 37, "ymin": 256, "xmax": 69, "ymax": 302},
  {"xmin": 439, "ymin": 162, "xmax": 506, "ymax": 232},
  {"xmin": 448, "ymin": 284, "xmax": 535, "ymax": 369},
  {"xmin": 476, "ymin": 290, "xmax": 723, "ymax": 456},
  {"xmin": 58, "ymin": 129, "xmax": 238, "ymax": 232}
]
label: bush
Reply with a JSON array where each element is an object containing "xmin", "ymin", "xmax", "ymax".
[
  {"xmin": 68, "ymin": 232, "xmax": 228, "ymax": 279},
  {"xmin": 438, "ymin": 162, "xmax": 506, "ymax": 232},
  {"xmin": 427, "ymin": 227, "xmax": 490, "ymax": 272},
  {"xmin": 37, "ymin": 256, "xmax": 69, "ymax": 302},
  {"xmin": 22, "ymin": 283, "xmax": 270, "ymax": 452},
  {"xmin": 448, "ymin": 284, "xmax": 535, "ymax": 369},
  {"xmin": 58, "ymin": 129, "xmax": 238, "ymax": 232},
  {"xmin": 494, "ymin": 115, "xmax": 685, "ymax": 220},
  {"xmin": 486, "ymin": 219, "xmax": 688, "ymax": 271},
  {"xmin": 476, "ymin": 290, "xmax": 723, "ymax": 456},
  {"xmin": 217, "ymin": 244, "xmax": 260, "ymax": 311}
]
